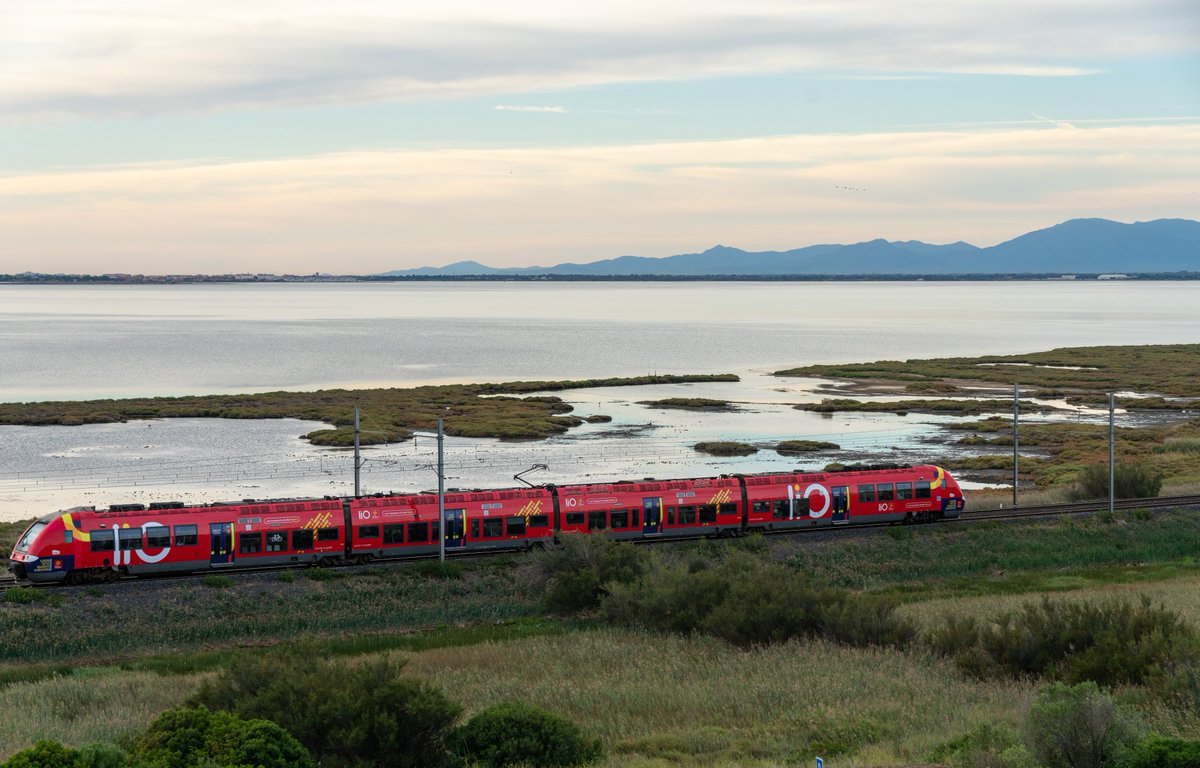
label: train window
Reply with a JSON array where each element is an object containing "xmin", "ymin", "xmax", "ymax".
[
  {"xmin": 145, "ymin": 526, "xmax": 171, "ymax": 549},
  {"xmin": 17, "ymin": 522, "xmax": 46, "ymax": 550},
  {"xmin": 630, "ymin": 509, "xmax": 640, "ymax": 528},
  {"xmin": 90, "ymin": 530, "xmax": 115, "ymax": 552},
  {"xmin": 698, "ymin": 505, "xmax": 717, "ymax": 524},
  {"xmin": 506, "ymin": 516, "xmax": 526, "ymax": 537},
  {"xmin": 565, "ymin": 512, "xmax": 584, "ymax": 526},
  {"xmin": 317, "ymin": 527, "xmax": 340, "ymax": 541},
  {"xmin": 118, "ymin": 528, "xmax": 142, "ymax": 550},
  {"xmin": 482, "ymin": 519, "xmax": 503, "ymax": 538},
  {"xmin": 610, "ymin": 509, "xmax": 629, "ymax": 529},
  {"xmin": 383, "ymin": 524, "xmax": 405, "ymax": 544},
  {"xmin": 239, "ymin": 532, "xmax": 263, "ymax": 554},
  {"xmin": 796, "ymin": 498, "xmax": 811, "ymax": 516},
  {"xmin": 858, "ymin": 484, "xmax": 876, "ymax": 502},
  {"xmin": 719, "ymin": 502, "xmax": 738, "ymax": 516},
  {"xmin": 752, "ymin": 500, "xmax": 771, "ymax": 515},
  {"xmin": 678, "ymin": 505, "xmax": 697, "ymax": 525},
  {"xmin": 471, "ymin": 519, "xmax": 481, "ymax": 538},
  {"xmin": 292, "ymin": 529, "xmax": 314, "ymax": 550},
  {"xmin": 773, "ymin": 500, "xmax": 789, "ymax": 519},
  {"xmin": 915, "ymin": 481, "xmax": 931, "ymax": 499},
  {"xmin": 896, "ymin": 482, "xmax": 913, "ymax": 500},
  {"xmin": 431, "ymin": 522, "xmax": 440, "ymax": 541},
  {"xmin": 359, "ymin": 525, "xmax": 380, "ymax": 539},
  {"xmin": 528, "ymin": 514, "xmax": 549, "ymax": 528},
  {"xmin": 408, "ymin": 522, "xmax": 430, "ymax": 543},
  {"xmin": 265, "ymin": 531, "xmax": 287, "ymax": 552},
  {"xmin": 587, "ymin": 510, "xmax": 608, "ymax": 531},
  {"xmin": 877, "ymin": 484, "xmax": 895, "ymax": 501},
  {"xmin": 64, "ymin": 529, "xmax": 74, "ymax": 544},
  {"xmin": 174, "ymin": 524, "xmax": 198, "ymax": 547},
  {"xmin": 667, "ymin": 507, "xmax": 676, "ymax": 525}
]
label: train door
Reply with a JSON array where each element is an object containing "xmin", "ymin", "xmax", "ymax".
[
  {"xmin": 831, "ymin": 487, "xmax": 850, "ymax": 524},
  {"xmin": 642, "ymin": 498, "xmax": 663, "ymax": 536},
  {"xmin": 209, "ymin": 522, "xmax": 234, "ymax": 565},
  {"xmin": 444, "ymin": 509, "xmax": 466, "ymax": 550}
]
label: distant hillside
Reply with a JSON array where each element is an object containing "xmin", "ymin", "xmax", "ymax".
[{"xmin": 380, "ymin": 218, "xmax": 1200, "ymax": 277}]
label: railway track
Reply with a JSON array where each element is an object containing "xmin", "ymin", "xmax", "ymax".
[{"xmin": 4, "ymin": 493, "xmax": 1200, "ymax": 589}]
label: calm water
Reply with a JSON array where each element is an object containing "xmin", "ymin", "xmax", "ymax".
[
  {"xmin": 2, "ymin": 281, "xmax": 1198, "ymax": 401},
  {"xmin": 1, "ymin": 281, "xmax": 1197, "ymax": 522}
]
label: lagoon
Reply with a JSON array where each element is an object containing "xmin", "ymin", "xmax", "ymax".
[{"xmin": 1, "ymin": 281, "xmax": 1197, "ymax": 521}]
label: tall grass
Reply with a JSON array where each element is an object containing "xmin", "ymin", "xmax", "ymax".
[
  {"xmin": 0, "ymin": 562, "xmax": 540, "ymax": 665},
  {"xmin": 395, "ymin": 628, "xmax": 1035, "ymax": 767},
  {"xmin": 0, "ymin": 670, "xmax": 204, "ymax": 760}
]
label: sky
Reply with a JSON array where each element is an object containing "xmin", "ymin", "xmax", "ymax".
[{"xmin": 2, "ymin": 0, "xmax": 1198, "ymax": 274}]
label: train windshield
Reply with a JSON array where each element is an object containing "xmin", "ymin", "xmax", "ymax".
[{"xmin": 16, "ymin": 522, "xmax": 46, "ymax": 552}]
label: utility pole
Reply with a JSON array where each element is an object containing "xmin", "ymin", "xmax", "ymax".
[
  {"xmin": 1012, "ymin": 383, "xmax": 1020, "ymax": 508},
  {"xmin": 353, "ymin": 405, "xmax": 361, "ymax": 497},
  {"xmin": 1109, "ymin": 393, "xmax": 1115, "ymax": 514},
  {"xmin": 437, "ymin": 415, "xmax": 445, "ymax": 564}
]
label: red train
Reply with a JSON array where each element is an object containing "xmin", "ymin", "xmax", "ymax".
[{"xmin": 9, "ymin": 465, "xmax": 965, "ymax": 584}]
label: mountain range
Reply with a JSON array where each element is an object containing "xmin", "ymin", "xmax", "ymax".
[{"xmin": 380, "ymin": 218, "xmax": 1200, "ymax": 277}]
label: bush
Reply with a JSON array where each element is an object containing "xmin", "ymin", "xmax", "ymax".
[
  {"xmin": 127, "ymin": 706, "xmax": 314, "ymax": 768},
  {"xmin": 602, "ymin": 554, "xmax": 914, "ymax": 649},
  {"xmin": 1022, "ymin": 682, "xmax": 1141, "ymax": 768},
  {"xmin": 76, "ymin": 744, "xmax": 126, "ymax": 768},
  {"xmin": 929, "ymin": 722, "xmax": 1034, "ymax": 768},
  {"xmin": 450, "ymin": 702, "xmax": 602, "ymax": 767},
  {"xmin": 3, "ymin": 740, "xmax": 83, "ymax": 768},
  {"xmin": 536, "ymin": 533, "xmax": 651, "ymax": 613},
  {"xmin": 1122, "ymin": 736, "xmax": 1200, "ymax": 768},
  {"xmin": 189, "ymin": 654, "xmax": 461, "ymax": 768},
  {"xmin": 1072, "ymin": 463, "xmax": 1163, "ymax": 501},
  {"xmin": 927, "ymin": 596, "xmax": 1197, "ymax": 685}
]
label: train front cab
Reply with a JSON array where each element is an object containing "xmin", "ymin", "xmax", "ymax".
[{"xmin": 9, "ymin": 513, "xmax": 72, "ymax": 584}]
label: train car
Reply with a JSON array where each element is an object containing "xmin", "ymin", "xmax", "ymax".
[
  {"xmin": 554, "ymin": 475, "xmax": 743, "ymax": 540},
  {"xmin": 9, "ymin": 497, "xmax": 346, "ymax": 584},
  {"xmin": 10, "ymin": 465, "xmax": 966, "ymax": 584},
  {"xmin": 347, "ymin": 487, "xmax": 554, "ymax": 560},
  {"xmin": 741, "ymin": 464, "xmax": 964, "ymax": 531}
]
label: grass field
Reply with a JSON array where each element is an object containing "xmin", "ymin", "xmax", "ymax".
[{"xmin": 3, "ymin": 508, "xmax": 1200, "ymax": 763}]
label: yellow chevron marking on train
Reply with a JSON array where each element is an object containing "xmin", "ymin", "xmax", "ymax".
[
  {"xmin": 518, "ymin": 499, "xmax": 544, "ymax": 522},
  {"xmin": 303, "ymin": 512, "xmax": 334, "ymax": 530},
  {"xmin": 708, "ymin": 488, "xmax": 733, "ymax": 506}
]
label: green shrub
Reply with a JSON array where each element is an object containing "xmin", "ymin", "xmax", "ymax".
[
  {"xmin": 1072, "ymin": 463, "xmax": 1163, "ymax": 500},
  {"xmin": 127, "ymin": 706, "xmax": 313, "ymax": 768},
  {"xmin": 77, "ymin": 744, "xmax": 127, "ymax": 768},
  {"xmin": 403, "ymin": 560, "xmax": 464, "ymax": 580},
  {"xmin": 536, "ymin": 533, "xmax": 651, "ymax": 613},
  {"xmin": 602, "ymin": 554, "xmax": 914, "ymax": 649},
  {"xmin": 2, "ymin": 740, "xmax": 83, "ymax": 768},
  {"xmin": 1123, "ymin": 736, "xmax": 1200, "ymax": 768},
  {"xmin": 2, "ymin": 586, "xmax": 47, "ymax": 604},
  {"xmin": 450, "ymin": 702, "xmax": 602, "ymax": 767},
  {"xmin": 189, "ymin": 655, "xmax": 461, "ymax": 767},
  {"xmin": 928, "ymin": 596, "xmax": 1197, "ymax": 685},
  {"xmin": 1022, "ymin": 682, "xmax": 1141, "ymax": 768},
  {"xmin": 929, "ymin": 723, "xmax": 1032, "ymax": 768},
  {"xmin": 201, "ymin": 574, "xmax": 234, "ymax": 589}
]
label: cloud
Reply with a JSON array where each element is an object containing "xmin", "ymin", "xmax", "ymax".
[
  {"xmin": 3, "ymin": 122, "xmax": 1197, "ymax": 273},
  {"xmin": 494, "ymin": 105, "xmax": 569, "ymax": 113},
  {"xmin": 3, "ymin": 0, "xmax": 1196, "ymax": 120}
]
